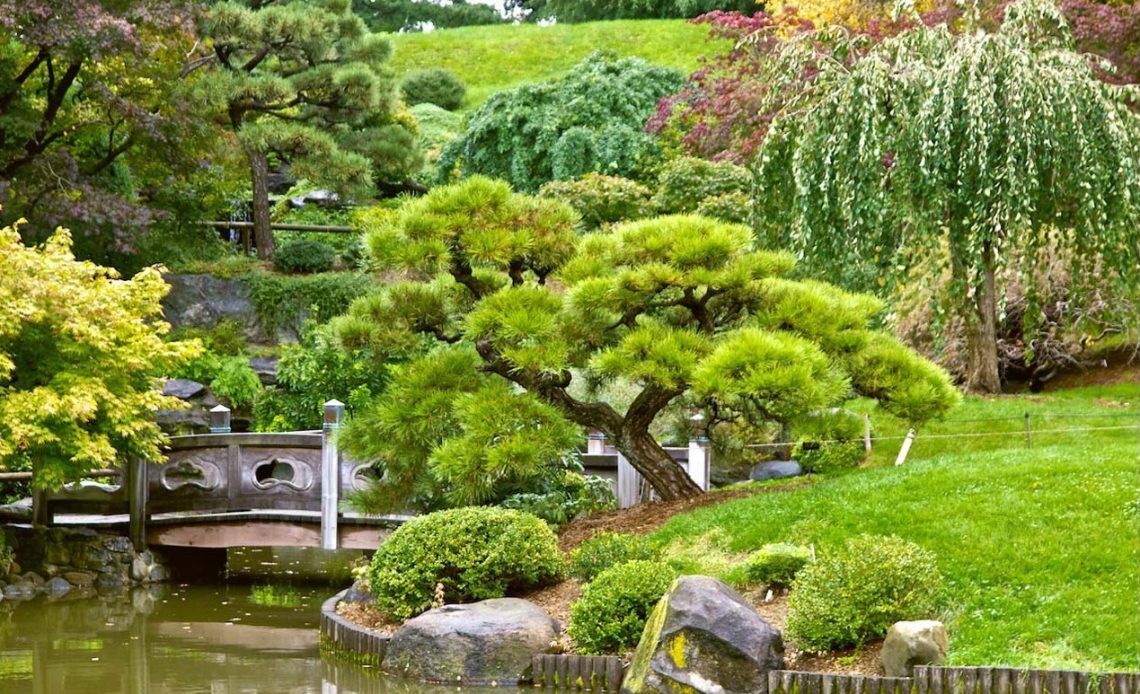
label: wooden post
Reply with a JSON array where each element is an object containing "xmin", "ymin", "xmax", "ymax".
[
  {"xmin": 863, "ymin": 413, "xmax": 872, "ymax": 455},
  {"xmin": 1024, "ymin": 413, "xmax": 1032, "ymax": 449},
  {"xmin": 31, "ymin": 460, "xmax": 49, "ymax": 526},
  {"xmin": 128, "ymin": 458, "xmax": 149, "ymax": 549},
  {"xmin": 321, "ymin": 399, "xmax": 345, "ymax": 550},
  {"xmin": 894, "ymin": 429, "xmax": 916, "ymax": 466},
  {"xmin": 687, "ymin": 436, "xmax": 710, "ymax": 491}
]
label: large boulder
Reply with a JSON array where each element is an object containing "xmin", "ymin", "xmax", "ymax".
[
  {"xmin": 880, "ymin": 620, "xmax": 948, "ymax": 677},
  {"xmin": 384, "ymin": 598, "xmax": 558, "ymax": 685},
  {"xmin": 623, "ymin": 575, "xmax": 784, "ymax": 694},
  {"xmin": 750, "ymin": 460, "xmax": 803, "ymax": 481}
]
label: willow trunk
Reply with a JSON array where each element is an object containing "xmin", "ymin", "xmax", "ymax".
[{"xmin": 965, "ymin": 242, "xmax": 1001, "ymax": 394}]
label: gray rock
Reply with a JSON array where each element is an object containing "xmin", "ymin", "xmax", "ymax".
[
  {"xmin": 96, "ymin": 572, "xmax": 126, "ymax": 590},
  {"xmin": 22, "ymin": 571, "xmax": 45, "ymax": 587},
  {"xmin": 623, "ymin": 575, "xmax": 784, "ymax": 694},
  {"xmin": 104, "ymin": 536, "xmax": 134, "ymax": 554},
  {"xmin": 163, "ymin": 378, "xmax": 206, "ymax": 400},
  {"xmin": 750, "ymin": 460, "xmax": 803, "ymax": 481},
  {"xmin": 385, "ymin": 598, "xmax": 559, "ymax": 685},
  {"xmin": 148, "ymin": 564, "xmax": 168, "ymax": 582},
  {"xmin": 3, "ymin": 583, "xmax": 36, "ymax": 600},
  {"xmin": 880, "ymin": 620, "xmax": 948, "ymax": 677},
  {"xmin": 43, "ymin": 576, "xmax": 72, "ymax": 596},
  {"xmin": 342, "ymin": 579, "xmax": 374, "ymax": 605},
  {"xmin": 249, "ymin": 357, "xmax": 279, "ymax": 386},
  {"xmin": 65, "ymin": 571, "xmax": 96, "ymax": 588}
]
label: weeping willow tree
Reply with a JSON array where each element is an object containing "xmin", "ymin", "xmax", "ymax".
[
  {"xmin": 752, "ymin": 0, "xmax": 1140, "ymax": 393},
  {"xmin": 332, "ymin": 177, "xmax": 958, "ymax": 508}
]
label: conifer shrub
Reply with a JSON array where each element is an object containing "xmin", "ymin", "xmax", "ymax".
[
  {"xmin": 273, "ymin": 239, "xmax": 335, "ymax": 274},
  {"xmin": 401, "ymin": 68, "xmax": 467, "ymax": 111},
  {"xmin": 787, "ymin": 535, "xmax": 943, "ymax": 652},
  {"xmin": 652, "ymin": 156, "xmax": 751, "ymax": 214},
  {"xmin": 568, "ymin": 560, "xmax": 677, "ymax": 654},
  {"xmin": 539, "ymin": 173, "xmax": 652, "ymax": 228},
  {"xmin": 368, "ymin": 507, "xmax": 565, "ymax": 621},
  {"xmin": 568, "ymin": 532, "xmax": 658, "ymax": 581}
]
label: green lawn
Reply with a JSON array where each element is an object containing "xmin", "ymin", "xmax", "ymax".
[
  {"xmin": 388, "ymin": 19, "xmax": 723, "ymax": 109},
  {"xmin": 652, "ymin": 385, "xmax": 1140, "ymax": 670}
]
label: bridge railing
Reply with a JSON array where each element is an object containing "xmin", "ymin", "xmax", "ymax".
[{"xmin": 38, "ymin": 401, "xmax": 368, "ymax": 550}]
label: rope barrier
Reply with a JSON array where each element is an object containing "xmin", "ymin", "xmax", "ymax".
[{"xmin": 744, "ymin": 422, "xmax": 1140, "ymax": 448}]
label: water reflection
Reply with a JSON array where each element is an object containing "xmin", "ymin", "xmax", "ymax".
[{"xmin": 0, "ymin": 548, "xmax": 516, "ymax": 694}]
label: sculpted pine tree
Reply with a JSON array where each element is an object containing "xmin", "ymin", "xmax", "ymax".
[
  {"xmin": 334, "ymin": 177, "xmax": 958, "ymax": 504},
  {"xmin": 750, "ymin": 0, "xmax": 1140, "ymax": 393},
  {"xmin": 198, "ymin": 0, "xmax": 419, "ymax": 258}
]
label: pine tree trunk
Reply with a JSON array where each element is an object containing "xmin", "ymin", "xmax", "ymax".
[
  {"xmin": 248, "ymin": 148, "xmax": 274, "ymax": 260},
  {"xmin": 613, "ymin": 428, "xmax": 702, "ymax": 501},
  {"xmin": 965, "ymin": 242, "xmax": 1001, "ymax": 394}
]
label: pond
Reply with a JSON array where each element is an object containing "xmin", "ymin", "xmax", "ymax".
[{"xmin": 0, "ymin": 547, "xmax": 513, "ymax": 694}]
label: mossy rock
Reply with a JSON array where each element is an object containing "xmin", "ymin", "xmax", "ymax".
[{"xmin": 623, "ymin": 576, "xmax": 784, "ymax": 694}]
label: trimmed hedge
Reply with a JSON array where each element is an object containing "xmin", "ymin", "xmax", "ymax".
[
  {"xmin": 568, "ymin": 532, "xmax": 658, "ymax": 581},
  {"xmin": 568, "ymin": 560, "xmax": 677, "ymax": 654},
  {"xmin": 368, "ymin": 507, "xmax": 565, "ymax": 621}
]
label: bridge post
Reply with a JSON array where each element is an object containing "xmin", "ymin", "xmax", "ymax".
[
  {"xmin": 128, "ymin": 457, "xmax": 149, "ymax": 548},
  {"xmin": 31, "ymin": 461, "xmax": 49, "ymax": 526},
  {"xmin": 321, "ymin": 399, "xmax": 345, "ymax": 550}
]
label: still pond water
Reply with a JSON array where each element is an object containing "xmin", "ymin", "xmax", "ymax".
[{"xmin": 0, "ymin": 547, "xmax": 513, "ymax": 694}]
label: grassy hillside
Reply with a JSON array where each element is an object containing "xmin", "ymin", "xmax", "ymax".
[
  {"xmin": 388, "ymin": 19, "xmax": 722, "ymax": 109},
  {"xmin": 652, "ymin": 384, "xmax": 1140, "ymax": 669}
]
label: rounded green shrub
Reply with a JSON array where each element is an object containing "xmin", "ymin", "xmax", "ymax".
[
  {"xmin": 652, "ymin": 156, "xmax": 751, "ymax": 214},
  {"xmin": 539, "ymin": 174, "xmax": 651, "ymax": 229},
  {"xmin": 273, "ymin": 239, "xmax": 335, "ymax": 274},
  {"xmin": 568, "ymin": 560, "xmax": 677, "ymax": 654},
  {"xmin": 568, "ymin": 532, "xmax": 658, "ymax": 581},
  {"xmin": 743, "ymin": 543, "xmax": 812, "ymax": 588},
  {"xmin": 695, "ymin": 190, "xmax": 751, "ymax": 224},
  {"xmin": 368, "ymin": 507, "xmax": 565, "ymax": 621},
  {"xmin": 787, "ymin": 535, "xmax": 944, "ymax": 652},
  {"xmin": 402, "ymin": 68, "xmax": 466, "ymax": 111}
]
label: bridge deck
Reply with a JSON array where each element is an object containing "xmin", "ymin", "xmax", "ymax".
[{"xmin": 7, "ymin": 510, "xmax": 409, "ymax": 550}]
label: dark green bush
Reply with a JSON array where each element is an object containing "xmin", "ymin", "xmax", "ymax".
[
  {"xmin": 244, "ymin": 271, "xmax": 373, "ymax": 336},
  {"xmin": 743, "ymin": 543, "xmax": 812, "ymax": 588},
  {"xmin": 273, "ymin": 239, "xmax": 336, "ymax": 274},
  {"xmin": 368, "ymin": 507, "xmax": 565, "ymax": 621},
  {"xmin": 794, "ymin": 441, "xmax": 866, "ymax": 474},
  {"xmin": 568, "ymin": 560, "xmax": 677, "ymax": 654},
  {"xmin": 438, "ymin": 53, "xmax": 683, "ymax": 192},
  {"xmin": 652, "ymin": 156, "xmax": 751, "ymax": 214},
  {"xmin": 568, "ymin": 532, "xmax": 658, "ymax": 581},
  {"xmin": 791, "ymin": 409, "xmax": 866, "ymax": 474},
  {"xmin": 539, "ymin": 174, "xmax": 651, "ymax": 229},
  {"xmin": 787, "ymin": 535, "xmax": 944, "ymax": 652},
  {"xmin": 402, "ymin": 68, "xmax": 467, "ymax": 111}
]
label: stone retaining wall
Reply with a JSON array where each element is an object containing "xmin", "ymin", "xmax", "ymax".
[{"xmin": 1, "ymin": 525, "xmax": 167, "ymax": 601}]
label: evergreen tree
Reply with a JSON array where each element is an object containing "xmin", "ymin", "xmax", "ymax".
[
  {"xmin": 333, "ymin": 177, "xmax": 958, "ymax": 504},
  {"xmin": 197, "ymin": 0, "xmax": 420, "ymax": 258}
]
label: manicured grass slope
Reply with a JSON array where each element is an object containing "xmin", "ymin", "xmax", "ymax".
[
  {"xmin": 652, "ymin": 386, "xmax": 1140, "ymax": 670},
  {"xmin": 388, "ymin": 19, "xmax": 722, "ymax": 109}
]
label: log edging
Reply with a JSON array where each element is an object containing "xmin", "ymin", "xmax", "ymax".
[{"xmin": 318, "ymin": 589, "xmax": 389, "ymax": 668}]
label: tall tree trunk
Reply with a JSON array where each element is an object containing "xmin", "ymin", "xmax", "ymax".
[
  {"xmin": 612, "ymin": 428, "xmax": 702, "ymax": 501},
  {"xmin": 247, "ymin": 148, "xmax": 274, "ymax": 260},
  {"xmin": 965, "ymin": 241, "xmax": 1001, "ymax": 393}
]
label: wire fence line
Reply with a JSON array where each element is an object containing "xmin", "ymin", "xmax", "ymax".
[{"xmin": 744, "ymin": 422, "xmax": 1140, "ymax": 449}]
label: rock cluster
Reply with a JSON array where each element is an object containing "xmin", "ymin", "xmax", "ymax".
[{"xmin": 1, "ymin": 526, "xmax": 167, "ymax": 602}]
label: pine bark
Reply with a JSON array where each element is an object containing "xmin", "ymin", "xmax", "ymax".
[{"xmin": 247, "ymin": 148, "xmax": 274, "ymax": 260}]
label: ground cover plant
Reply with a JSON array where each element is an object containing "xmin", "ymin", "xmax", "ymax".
[
  {"xmin": 651, "ymin": 385, "xmax": 1140, "ymax": 668},
  {"xmin": 387, "ymin": 20, "xmax": 723, "ymax": 109}
]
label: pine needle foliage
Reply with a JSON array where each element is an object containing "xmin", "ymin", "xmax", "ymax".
[{"xmin": 335, "ymin": 177, "xmax": 959, "ymax": 506}]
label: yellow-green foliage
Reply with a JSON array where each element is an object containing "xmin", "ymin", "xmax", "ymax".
[
  {"xmin": 568, "ymin": 560, "xmax": 677, "ymax": 654},
  {"xmin": 368, "ymin": 507, "xmax": 565, "ymax": 621},
  {"xmin": 0, "ymin": 220, "xmax": 199, "ymax": 487}
]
